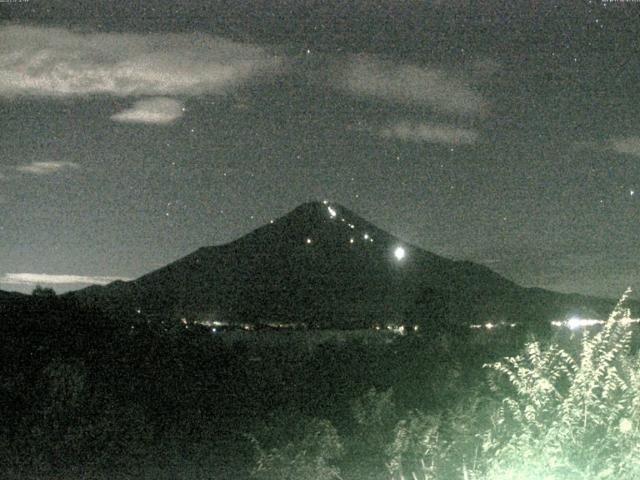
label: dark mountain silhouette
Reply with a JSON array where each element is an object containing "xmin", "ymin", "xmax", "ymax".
[
  {"xmin": 66, "ymin": 201, "xmax": 622, "ymax": 329},
  {"xmin": 0, "ymin": 290, "xmax": 27, "ymax": 300},
  {"xmin": 0, "ymin": 289, "xmax": 29, "ymax": 307}
]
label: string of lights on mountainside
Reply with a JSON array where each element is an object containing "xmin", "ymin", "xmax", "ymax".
[{"xmin": 303, "ymin": 201, "xmax": 407, "ymax": 261}]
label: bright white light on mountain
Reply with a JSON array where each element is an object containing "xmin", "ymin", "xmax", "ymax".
[
  {"xmin": 394, "ymin": 246, "xmax": 406, "ymax": 261},
  {"xmin": 306, "ymin": 238, "xmax": 312, "ymax": 244},
  {"xmin": 485, "ymin": 322, "xmax": 494, "ymax": 329},
  {"xmin": 327, "ymin": 206, "xmax": 337, "ymax": 218},
  {"xmin": 364, "ymin": 233, "xmax": 369, "ymax": 240},
  {"xmin": 349, "ymin": 238, "xmax": 355, "ymax": 244}
]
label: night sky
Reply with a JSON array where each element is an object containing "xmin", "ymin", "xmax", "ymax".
[{"xmin": 1, "ymin": 1, "xmax": 638, "ymax": 298}]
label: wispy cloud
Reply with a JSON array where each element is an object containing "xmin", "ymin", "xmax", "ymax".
[
  {"xmin": 16, "ymin": 161, "xmax": 79, "ymax": 175},
  {"xmin": 0, "ymin": 26, "xmax": 283, "ymax": 98},
  {"xmin": 334, "ymin": 55, "xmax": 488, "ymax": 115},
  {"xmin": 610, "ymin": 136, "xmax": 640, "ymax": 158},
  {"xmin": 111, "ymin": 97, "xmax": 184, "ymax": 124},
  {"xmin": 1, "ymin": 273, "xmax": 131, "ymax": 286},
  {"xmin": 379, "ymin": 122, "xmax": 479, "ymax": 145}
]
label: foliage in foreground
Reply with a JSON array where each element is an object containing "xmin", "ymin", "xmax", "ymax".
[
  {"xmin": 482, "ymin": 288, "xmax": 640, "ymax": 479},
  {"xmin": 249, "ymin": 289, "xmax": 640, "ymax": 480}
]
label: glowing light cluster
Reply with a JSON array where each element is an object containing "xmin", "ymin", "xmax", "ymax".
[
  {"xmin": 567, "ymin": 316, "xmax": 602, "ymax": 330},
  {"xmin": 550, "ymin": 315, "xmax": 640, "ymax": 330},
  {"xmin": 470, "ymin": 322, "xmax": 518, "ymax": 330},
  {"xmin": 327, "ymin": 206, "xmax": 337, "ymax": 218},
  {"xmin": 394, "ymin": 246, "xmax": 406, "ymax": 261}
]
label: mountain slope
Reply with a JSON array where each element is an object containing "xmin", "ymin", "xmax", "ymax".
[{"xmin": 67, "ymin": 201, "xmax": 620, "ymax": 328}]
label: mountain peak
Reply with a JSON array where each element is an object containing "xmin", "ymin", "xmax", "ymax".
[
  {"xmin": 287, "ymin": 200, "xmax": 343, "ymax": 220},
  {"xmin": 67, "ymin": 200, "xmax": 622, "ymax": 329}
]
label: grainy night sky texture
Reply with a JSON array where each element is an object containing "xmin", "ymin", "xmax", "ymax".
[{"xmin": 0, "ymin": 1, "xmax": 638, "ymax": 297}]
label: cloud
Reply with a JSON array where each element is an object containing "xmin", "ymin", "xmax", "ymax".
[
  {"xmin": 610, "ymin": 136, "xmax": 640, "ymax": 158},
  {"xmin": 1, "ymin": 273, "xmax": 131, "ymax": 286},
  {"xmin": 379, "ymin": 122, "xmax": 479, "ymax": 145},
  {"xmin": 334, "ymin": 55, "xmax": 488, "ymax": 115},
  {"xmin": 16, "ymin": 161, "xmax": 79, "ymax": 175},
  {"xmin": 111, "ymin": 97, "xmax": 184, "ymax": 124},
  {"xmin": 0, "ymin": 25, "xmax": 283, "ymax": 97}
]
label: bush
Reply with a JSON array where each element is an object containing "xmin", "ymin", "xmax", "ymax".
[
  {"xmin": 482, "ymin": 288, "xmax": 640, "ymax": 479},
  {"xmin": 249, "ymin": 417, "xmax": 343, "ymax": 480}
]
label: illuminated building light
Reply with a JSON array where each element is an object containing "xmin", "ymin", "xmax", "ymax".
[
  {"xmin": 620, "ymin": 317, "xmax": 640, "ymax": 325},
  {"xmin": 363, "ymin": 233, "xmax": 370, "ymax": 240},
  {"xmin": 620, "ymin": 418, "xmax": 633, "ymax": 433},
  {"xmin": 485, "ymin": 322, "xmax": 494, "ymax": 329},
  {"xmin": 306, "ymin": 238, "xmax": 312, "ymax": 244},
  {"xmin": 413, "ymin": 325, "xmax": 419, "ymax": 331},
  {"xmin": 327, "ymin": 206, "xmax": 337, "ymax": 218},
  {"xmin": 470, "ymin": 324, "xmax": 483, "ymax": 329},
  {"xmin": 135, "ymin": 308, "xmax": 141, "ymax": 314},
  {"xmin": 349, "ymin": 238, "xmax": 355, "ymax": 244},
  {"xmin": 270, "ymin": 220, "xmax": 274, "ymax": 224},
  {"xmin": 349, "ymin": 224, "xmax": 355, "ymax": 229},
  {"xmin": 211, "ymin": 327, "xmax": 217, "ymax": 333},
  {"xmin": 509, "ymin": 323, "xmax": 517, "ymax": 328},
  {"xmin": 551, "ymin": 315, "xmax": 640, "ymax": 329},
  {"xmin": 566, "ymin": 316, "xmax": 603, "ymax": 330},
  {"xmin": 322, "ymin": 200, "xmax": 328, "ymax": 205},
  {"xmin": 386, "ymin": 324, "xmax": 406, "ymax": 335},
  {"xmin": 394, "ymin": 246, "xmax": 406, "ymax": 261}
]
